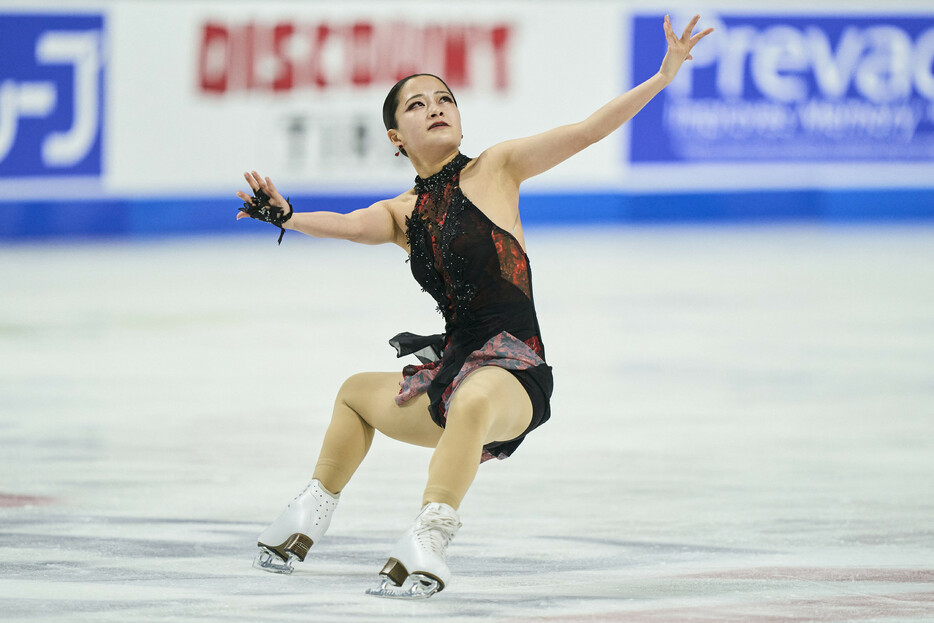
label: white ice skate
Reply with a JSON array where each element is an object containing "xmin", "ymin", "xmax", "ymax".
[
  {"xmin": 253, "ymin": 479, "xmax": 339, "ymax": 574},
  {"xmin": 366, "ymin": 502, "xmax": 462, "ymax": 599}
]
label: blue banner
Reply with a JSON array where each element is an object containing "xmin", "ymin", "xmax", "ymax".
[
  {"xmin": 0, "ymin": 13, "xmax": 105, "ymax": 178},
  {"xmin": 629, "ymin": 14, "xmax": 934, "ymax": 162}
]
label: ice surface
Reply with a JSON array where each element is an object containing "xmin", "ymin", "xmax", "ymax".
[{"xmin": 1, "ymin": 225, "xmax": 933, "ymax": 621}]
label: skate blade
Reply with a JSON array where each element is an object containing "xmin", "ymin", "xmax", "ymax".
[
  {"xmin": 365, "ymin": 574, "xmax": 442, "ymax": 599},
  {"xmin": 252, "ymin": 547, "xmax": 297, "ymax": 575}
]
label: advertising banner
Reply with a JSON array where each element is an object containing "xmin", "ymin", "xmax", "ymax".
[
  {"xmin": 0, "ymin": 12, "xmax": 105, "ymax": 179},
  {"xmin": 92, "ymin": 1, "xmax": 619, "ymax": 196},
  {"xmin": 629, "ymin": 13, "xmax": 934, "ymax": 163},
  {"xmin": 0, "ymin": 2, "xmax": 932, "ymax": 238}
]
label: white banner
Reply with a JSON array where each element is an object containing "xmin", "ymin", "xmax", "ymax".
[
  {"xmin": 2, "ymin": 1, "xmax": 933, "ymax": 201},
  {"xmin": 103, "ymin": 1, "xmax": 622, "ymax": 196}
]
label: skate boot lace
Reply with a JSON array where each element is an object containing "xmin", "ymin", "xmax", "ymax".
[{"xmin": 413, "ymin": 506, "xmax": 460, "ymax": 557}]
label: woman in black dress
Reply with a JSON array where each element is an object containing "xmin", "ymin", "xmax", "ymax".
[{"xmin": 238, "ymin": 15, "xmax": 712, "ymax": 599}]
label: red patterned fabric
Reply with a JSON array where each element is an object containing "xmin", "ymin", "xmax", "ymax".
[
  {"xmin": 491, "ymin": 228, "xmax": 531, "ymax": 299},
  {"xmin": 396, "ymin": 331, "xmax": 545, "ymax": 409}
]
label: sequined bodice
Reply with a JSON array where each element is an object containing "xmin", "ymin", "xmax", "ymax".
[{"xmin": 404, "ymin": 153, "xmax": 544, "ymax": 356}]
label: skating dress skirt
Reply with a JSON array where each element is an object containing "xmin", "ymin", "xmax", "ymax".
[{"xmin": 392, "ymin": 153, "xmax": 553, "ymax": 461}]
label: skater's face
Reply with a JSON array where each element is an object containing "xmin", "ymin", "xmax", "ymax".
[{"xmin": 385, "ymin": 75, "xmax": 461, "ymax": 159}]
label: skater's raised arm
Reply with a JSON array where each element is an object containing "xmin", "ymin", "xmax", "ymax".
[
  {"xmin": 236, "ymin": 171, "xmax": 409, "ymax": 248},
  {"xmin": 490, "ymin": 14, "xmax": 713, "ymax": 186}
]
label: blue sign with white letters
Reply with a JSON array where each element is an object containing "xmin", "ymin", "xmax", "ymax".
[
  {"xmin": 629, "ymin": 14, "xmax": 934, "ymax": 162},
  {"xmin": 0, "ymin": 13, "xmax": 105, "ymax": 178}
]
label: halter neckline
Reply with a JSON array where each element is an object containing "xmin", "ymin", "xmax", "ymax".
[{"xmin": 414, "ymin": 153, "xmax": 471, "ymax": 192}]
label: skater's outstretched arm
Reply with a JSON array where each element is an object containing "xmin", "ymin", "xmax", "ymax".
[
  {"xmin": 487, "ymin": 14, "xmax": 713, "ymax": 186},
  {"xmin": 236, "ymin": 170, "xmax": 410, "ymax": 248}
]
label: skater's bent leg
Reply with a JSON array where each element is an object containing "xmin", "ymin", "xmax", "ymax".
[
  {"xmin": 312, "ymin": 381, "xmax": 375, "ymax": 495},
  {"xmin": 423, "ymin": 367, "xmax": 533, "ymax": 509},
  {"xmin": 313, "ymin": 372, "xmax": 439, "ymax": 494}
]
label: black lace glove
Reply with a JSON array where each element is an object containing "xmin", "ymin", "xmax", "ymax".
[{"xmin": 241, "ymin": 187, "xmax": 293, "ymax": 245}]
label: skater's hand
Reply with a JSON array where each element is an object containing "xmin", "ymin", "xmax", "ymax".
[
  {"xmin": 236, "ymin": 171, "xmax": 292, "ymax": 223},
  {"xmin": 658, "ymin": 14, "xmax": 714, "ymax": 83}
]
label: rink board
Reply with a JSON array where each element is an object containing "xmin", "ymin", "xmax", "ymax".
[{"xmin": 1, "ymin": 1, "xmax": 934, "ymax": 239}]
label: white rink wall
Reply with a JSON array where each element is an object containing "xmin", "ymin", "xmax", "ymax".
[{"xmin": 1, "ymin": 0, "xmax": 933, "ymax": 239}]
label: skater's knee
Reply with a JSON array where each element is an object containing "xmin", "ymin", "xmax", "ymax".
[
  {"xmin": 446, "ymin": 368, "xmax": 532, "ymax": 444},
  {"xmin": 446, "ymin": 367, "xmax": 520, "ymax": 428},
  {"xmin": 450, "ymin": 388, "xmax": 493, "ymax": 418},
  {"xmin": 330, "ymin": 373, "xmax": 378, "ymax": 428},
  {"xmin": 336, "ymin": 372, "xmax": 379, "ymax": 406},
  {"xmin": 445, "ymin": 387, "xmax": 494, "ymax": 434}
]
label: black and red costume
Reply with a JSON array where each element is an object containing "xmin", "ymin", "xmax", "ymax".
[{"xmin": 392, "ymin": 153, "xmax": 553, "ymax": 461}]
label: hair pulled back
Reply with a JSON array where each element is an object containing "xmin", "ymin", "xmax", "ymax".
[{"xmin": 382, "ymin": 74, "xmax": 457, "ymax": 158}]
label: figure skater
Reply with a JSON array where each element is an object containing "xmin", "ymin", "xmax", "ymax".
[{"xmin": 237, "ymin": 14, "xmax": 713, "ymax": 599}]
